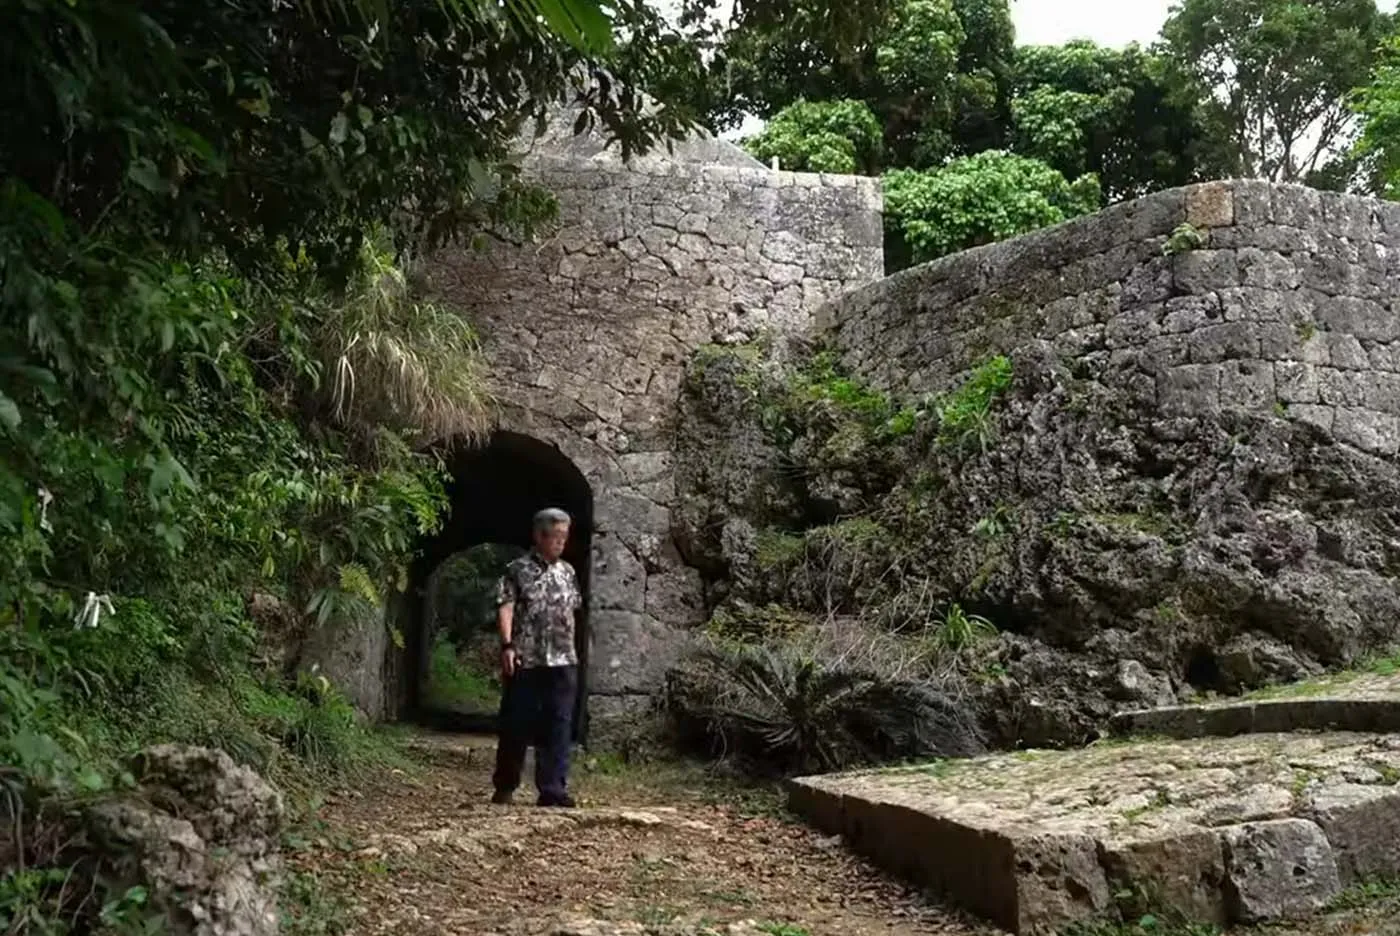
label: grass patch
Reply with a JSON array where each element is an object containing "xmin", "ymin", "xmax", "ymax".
[
  {"xmin": 1064, "ymin": 910, "xmax": 1218, "ymax": 936},
  {"xmin": 1244, "ymin": 646, "xmax": 1400, "ymax": 701},
  {"xmin": 754, "ymin": 528, "xmax": 807, "ymax": 573},
  {"xmin": 423, "ymin": 633, "xmax": 499, "ymax": 711},
  {"xmin": 1090, "ymin": 510, "xmax": 1175, "ymax": 537},
  {"xmin": 280, "ymin": 870, "xmax": 353, "ymax": 936},
  {"xmin": 757, "ymin": 924, "xmax": 811, "ymax": 936},
  {"xmin": 1326, "ymin": 876, "xmax": 1400, "ymax": 911}
]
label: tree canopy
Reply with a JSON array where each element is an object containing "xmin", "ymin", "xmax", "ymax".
[
  {"xmin": 1161, "ymin": 0, "xmax": 1391, "ymax": 187},
  {"xmin": 724, "ymin": 0, "xmax": 1400, "ymax": 267}
]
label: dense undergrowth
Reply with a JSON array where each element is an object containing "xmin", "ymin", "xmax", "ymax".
[{"xmin": 0, "ymin": 0, "xmax": 693, "ymax": 930}]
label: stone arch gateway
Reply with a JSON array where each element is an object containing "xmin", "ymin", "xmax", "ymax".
[
  {"xmin": 413, "ymin": 128, "xmax": 886, "ymax": 735},
  {"xmin": 404, "ymin": 430, "xmax": 595, "ymax": 736}
]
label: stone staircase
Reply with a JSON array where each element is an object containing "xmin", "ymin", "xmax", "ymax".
[{"xmin": 786, "ymin": 671, "xmax": 1400, "ymax": 935}]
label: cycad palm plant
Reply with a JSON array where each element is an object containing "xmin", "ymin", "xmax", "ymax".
[{"xmin": 671, "ymin": 639, "xmax": 983, "ymax": 775}]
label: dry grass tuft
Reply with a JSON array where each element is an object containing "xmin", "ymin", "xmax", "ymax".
[{"xmin": 319, "ymin": 243, "xmax": 493, "ymax": 443}]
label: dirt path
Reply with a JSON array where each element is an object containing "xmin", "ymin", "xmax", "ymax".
[{"xmin": 291, "ymin": 733, "xmax": 995, "ymax": 936}]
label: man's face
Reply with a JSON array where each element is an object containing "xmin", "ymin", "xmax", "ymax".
[{"xmin": 534, "ymin": 521, "xmax": 570, "ymax": 560}]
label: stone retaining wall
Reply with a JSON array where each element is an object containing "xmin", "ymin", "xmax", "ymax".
[{"xmin": 822, "ymin": 180, "xmax": 1400, "ymax": 458}]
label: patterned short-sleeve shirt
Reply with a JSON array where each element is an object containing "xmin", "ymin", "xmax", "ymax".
[{"xmin": 496, "ymin": 552, "xmax": 581, "ymax": 669}]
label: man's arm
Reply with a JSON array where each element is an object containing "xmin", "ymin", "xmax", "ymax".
[
  {"xmin": 497, "ymin": 600, "xmax": 514, "ymax": 646},
  {"xmin": 568, "ymin": 564, "xmax": 583, "ymax": 611},
  {"xmin": 495, "ymin": 569, "xmax": 518, "ymax": 677}
]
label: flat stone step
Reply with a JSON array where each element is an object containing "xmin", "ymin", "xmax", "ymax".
[
  {"xmin": 788, "ymin": 732, "xmax": 1400, "ymax": 935},
  {"xmin": 1112, "ymin": 697, "xmax": 1400, "ymax": 740},
  {"xmin": 1112, "ymin": 671, "xmax": 1400, "ymax": 740}
]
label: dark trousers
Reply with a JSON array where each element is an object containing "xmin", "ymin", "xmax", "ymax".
[{"xmin": 492, "ymin": 664, "xmax": 577, "ymax": 799}]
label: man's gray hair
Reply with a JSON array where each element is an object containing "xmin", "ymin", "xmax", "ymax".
[{"xmin": 533, "ymin": 507, "xmax": 572, "ymax": 532}]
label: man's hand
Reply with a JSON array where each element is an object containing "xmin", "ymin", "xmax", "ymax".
[{"xmin": 501, "ymin": 646, "xmax": 517, "ymax": 679}]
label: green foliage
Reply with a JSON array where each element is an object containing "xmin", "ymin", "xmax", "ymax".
[
  {"xmin": 932, "ymin": 355, "xmax": 1014, "ymax": 450},
  {"xmin": 709, "ymin": 0, "xmax": 1013, "ymax": 168},
  {"xmin": 883, "ymin": 153, "xmax": 1101, "ymax": 265},
  {"xmin": 1161, "ymin": 0, "xmax": 1390, "ymax": 188},
  {"xmin": 704, "ymin": 603, "xmax": 814, "ymax": 643},
  {"xmin": 743, "ymin": 99, "xmax": 884, "ymax": 174},
  {"xmin": 429, "ymin": 543, "xmax": 523, "ymax": 645},
  {"xmin": 789, "ymin": 352, "xmax": 898, "ymax": 425},
  {"xmin": 929, "ymin": 603, "xmax": 997, "ymax": 651},
  {"xmin": 424, "ymin": 633, "xmax": 501, "ymax": 711},
  {"xmin": 666, "ymin": 638, "xmax": 983, "ymax": 774},
  {"xmin": 0, "ymin": 0, "xmax": 699, "ymax": 273},
  {"xmin": 1163, "ymin": 223, "xmax": 1208, "ymax": 256},
  {"xmin": 280, "ymin": 870, "xmax": 352, "ymax": 936},
  {"xmin": 1355, "ymin": 35, "xmax": 1400, "ymax": 199},
  {"xmin": 1326, "ymin": 876, "xmax": 1400, "ymax": 911},
  {"xmin": 319, "ymin": 241, "xmax": 493, "ymax": 441},
  {"xmin": 740, "ymin": 348, "xmax": 910, "ymax": 452},
  {"xmin": 754, "ymin": 529, "xmax": 808, "ymax": 575},
  {"xmin": 0, "ymin": 0, "xmax": 714, "ymax": 925},
  {"xmin": 757, "ymin": 924, "xmax": 812, "ymax": 936},
  {"xmin": 1010, "ymin": 41, "xmax": 1214, "ymax": 200}
]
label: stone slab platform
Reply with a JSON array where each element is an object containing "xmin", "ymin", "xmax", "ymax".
[
  {"xmin": 1113, "ymin": 672, "xmax": 1400, "ymax": 741},
  {"xmin": 788, "ymin": 732, "xmax": 1400, "ymax": 935}
]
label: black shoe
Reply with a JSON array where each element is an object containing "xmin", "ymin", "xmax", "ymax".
[
  {"xmin": 537, "ymin": 792, "xmax": 576, "ymax": 808},
  {"xmin": 491, "ymin": 789, "xmax": 514, "ymax": 805}
]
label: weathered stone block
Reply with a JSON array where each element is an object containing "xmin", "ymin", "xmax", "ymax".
[
  {"xmin": 1186, "ymin": 182, "xmax": 1235, "ymax": 229},
  {"xmin": 588, "ymin": 610, "xmax": 689, "ymax": 695},
  {"xmin": 1219, "ymin": 819, "xmax": 1341, "ymax": 923},
  {"xmin": 1101, "ymin": 828, "xmax": 1228, "ymax": 925},
  {"xmin": 1305, "ymin": 782, "xmax": 1400, "ymax": 883},
  {"xmin": 1173, "ymin": 250, "xmax": 1242, "ymax": 294},
  {"xmin": 1158, "ymin": 364, "xmax": 1221, "ymax": 415},
  {"xmin": 1010, "ymin": 832, "xmax": 1115, "ymax": 935},
  {"xmin": 1218, "ymin": 360, "xmax": 1275, "ymax": 409}
]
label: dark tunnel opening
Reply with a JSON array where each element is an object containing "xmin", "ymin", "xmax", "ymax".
[{"xmin": 401, "ymin": 431, "xmax": 594, "ymax": 742}]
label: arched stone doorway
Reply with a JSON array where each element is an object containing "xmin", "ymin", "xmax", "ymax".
[{"xmin": 402, "ymin": 430, "xmax": 594, "ymax": 740}]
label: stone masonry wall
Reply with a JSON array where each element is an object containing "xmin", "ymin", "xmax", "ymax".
[
  {"xmin": 423, "ymin": 140, "xmax": 884, "ymax": 725},
  {"xmin": 822, "ymin": 180, "xmax": 1400, "ymax": 458}
]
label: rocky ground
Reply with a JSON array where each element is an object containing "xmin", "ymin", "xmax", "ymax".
[
  {"xmin": 289, "ymin": 732, "xmax": 1400, "ymax": 936},
  {"xmin": 288, "ymin": 733, "xmax": 995, "ymax": 936}
]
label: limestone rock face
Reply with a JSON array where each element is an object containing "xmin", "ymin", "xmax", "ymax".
[{"xmin": 82, "ymin": 745, "xmax": 284, "ymax": 936}]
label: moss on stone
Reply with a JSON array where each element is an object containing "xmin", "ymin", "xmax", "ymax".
[
  {"xmin": 754, "ymin": 528, "xmax": 806, "ymax": 573},
  {"xmin": 705, "ymin": 602, "xmax": 813, "ymax": 642},
  {"xmin": 1090, "ymin": 509, "xmax": 1176, "ymax": 537},
  {"xmin": 1162, "ymin": 222, "xmax": 1208, "ymax": 256}
]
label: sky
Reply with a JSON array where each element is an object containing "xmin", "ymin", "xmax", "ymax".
[
  {"xmin": 722, "ymin": 0, "xmax": 1400, "ymax": 138},
  {"xmin": 1010, "ymin": 0, "xmax": 1175, "ymax": 48}
]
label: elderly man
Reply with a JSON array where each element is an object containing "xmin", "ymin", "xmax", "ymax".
[{"xmin": 491, "ymin": 507, "xmax": 583, "ymax": 808}]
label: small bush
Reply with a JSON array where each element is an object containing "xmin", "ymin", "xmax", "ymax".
[{"xmin": 665, "ymin": 638, "xmax": 984, "ymax": 775}]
